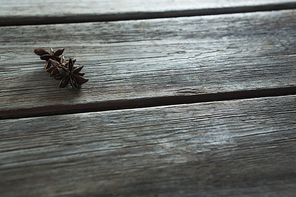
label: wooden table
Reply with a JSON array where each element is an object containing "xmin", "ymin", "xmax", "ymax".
[{"xmin": 1, "ymin": 0, "xmax": 296, "ymax": 196}]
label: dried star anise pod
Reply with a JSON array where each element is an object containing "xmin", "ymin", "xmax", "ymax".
[
  {"xmin": 34, "ymin": 48, "xmax": 64, "ymax": 70},
  {"xmin": 47, "ymin": 56, "xmax": 76, "ymax": 77},
  {"xmin": 47, "ymin": 56, "xmax": 66, "ymax": 77},
  {"xmin": 55, "ymin": 58, "xmax": 88, "ymax": 90}
]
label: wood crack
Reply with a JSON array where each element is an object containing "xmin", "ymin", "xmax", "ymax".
[
  {"xmin": 1, "ymin": 2, "xmax": 296, "ymax": 26},
  {"xmin": 1, "ymin": 86, "xmax": 296, "ymax": 120}
]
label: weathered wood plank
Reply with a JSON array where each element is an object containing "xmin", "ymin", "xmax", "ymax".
[
  {"xmin": 1, "ymin": 10, "xmax": 296, "ymax": 118},
  {"xmin": 1, "ymin": 0, "xmax": 296, "ymax": 26},
  {"xmin": 3, "ymin": 0, "xmax": 295, "ymax": 17},
  {"xmin": 0, "ymin": 95, "xmax": 295, "ymax": 196}
]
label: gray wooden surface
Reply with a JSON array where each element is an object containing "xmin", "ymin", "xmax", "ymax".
[
  {"xmin": 1, "ymin": 10, "xmax": 296, "ymax": 119},
  {"xmin": 3, "ymin": 0, "xmax": 295, "ymax": 16},
  {"xmin": 1, "ymin": 0, "xmax": 296, "ymax": 196},
  {"xmin": 1, "ymin": 95, "xmax": 296, "ymax": 196},
  {"xmin": 1, "ymin": 0, "xmax": 296, "ymax": 25}
]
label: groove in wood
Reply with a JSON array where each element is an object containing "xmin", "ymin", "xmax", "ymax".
[{"xmin": 2, "ymin": 2, "xmax": 296, "ymax": 26}]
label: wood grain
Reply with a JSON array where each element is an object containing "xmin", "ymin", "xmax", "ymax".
[
  {"xmin": 1, "ymin": 10, "xmax": 296, "ymax": 118},
  {"xmin": 1, "ymin": 0, "xmax": 296, "ymax": 25},
  {"xmin": 3, "ymin": 0, "xmax": 294, "ymax": 16},
  {"xmin": 0, "ymin": 95, "xmax": 295, "ymax": 196}
]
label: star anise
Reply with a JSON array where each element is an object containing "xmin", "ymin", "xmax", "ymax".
[
  {"xmin": 34, "ymin": 48, "xmax": 64, "ymax": 70},
  {"xmin": 55, "ymin": 58, "xmax": 88, "ymax": 90},
  {"xmin": 47, "ymin": 56, "xmax": 76, "ymax": 77}
]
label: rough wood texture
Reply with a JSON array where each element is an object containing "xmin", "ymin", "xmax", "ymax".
[
  {"xmin": 2, "ymin": 0, "xmax": 294, "ymax": 16},
  {"xmin": 0, "ymin": 95, "xmax": 295, "ymax": 196},
  {"xmin": 1, "ymin": 0, "xmax": 296, "ymax": 25},
  {"xmin": 1, "ymin": 10, "xmax": 296, "ymax": 118},
  {"xmin": 1, "ymin": 1, "xmax": 295, "ymax": 196}
]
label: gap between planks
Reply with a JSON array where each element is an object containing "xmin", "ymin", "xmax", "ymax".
[
  {"xmin": 1, "ymin": 87, "xmax": 296, "ymax": 120},
  {"xmin": 1, "ymin": 2, "xmax": 296, "ymax": 26}
]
